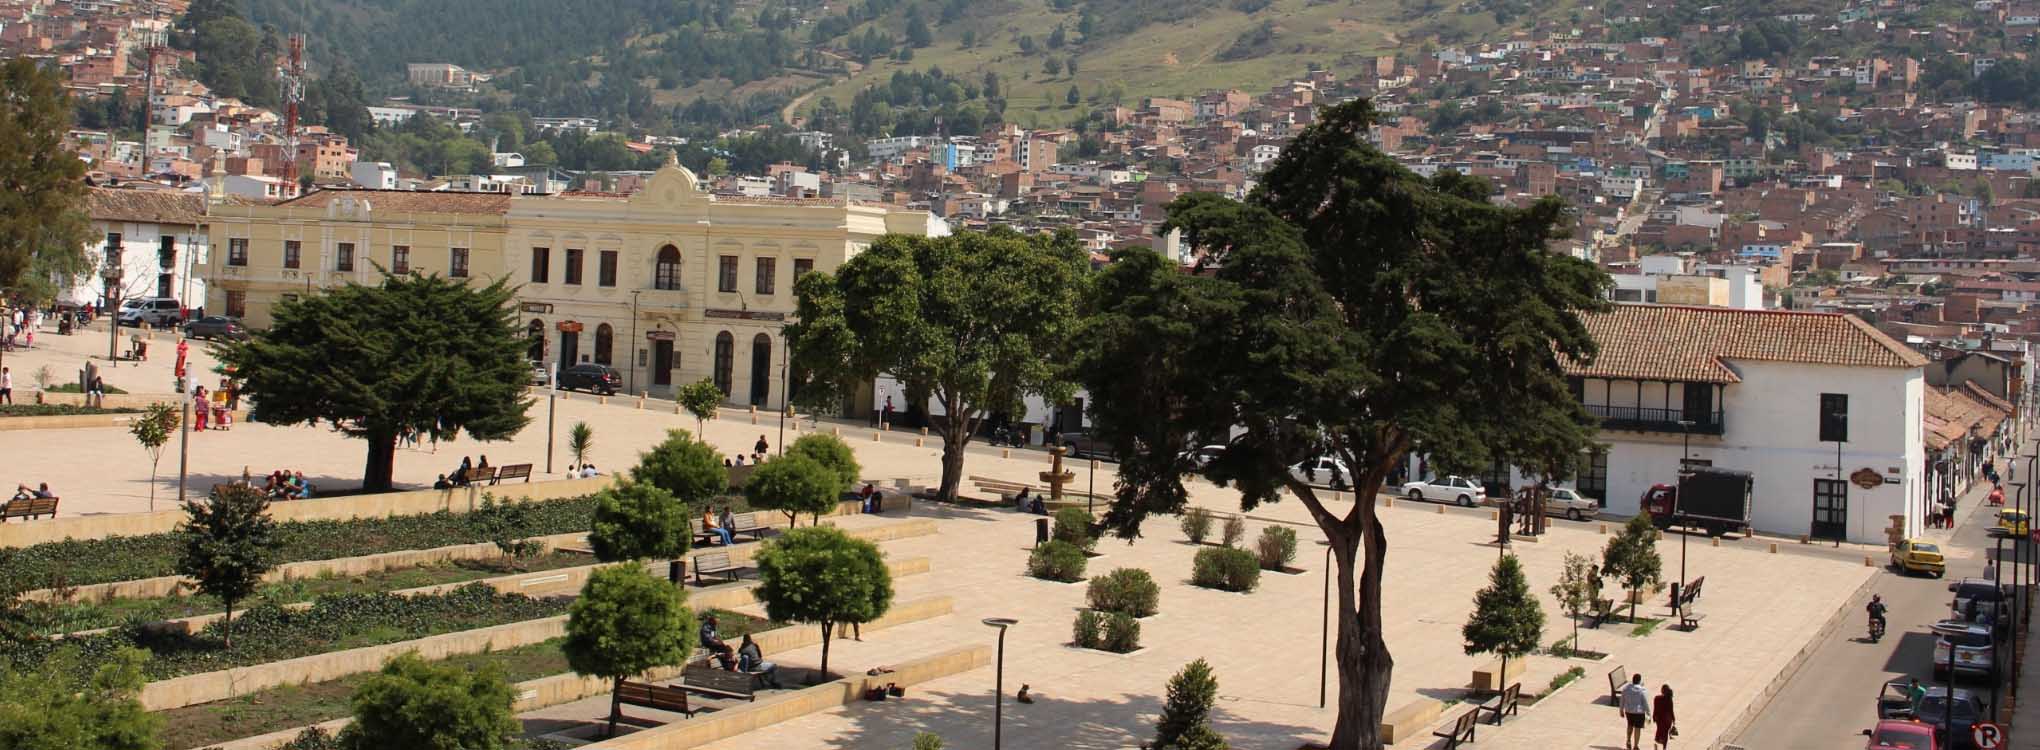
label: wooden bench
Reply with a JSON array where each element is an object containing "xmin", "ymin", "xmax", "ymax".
[
  {"xmin": 1667, "ymin": 575, "xmax": 1706, "ymax": 611},
  {"xmin": 1607, "ymin": 665, "xmax": 1628, "ymax": 704},
  {"xmin": 460, "ymin": 466, "xmax": 497, "ymax": 485},
  {"xmin": 615, "ymin": 680, "xmax": 697, "ymax": 720},
  {"xmin": 681, "ymin": 662, "xmax": 760, "ymax": 702},
  {"xmin": 693, "ymin": 551, "xmax": 741, "ymax": 586},
  {"xmin": 1476, "ymin": 683, "xmax": 1521, "ymax": 725},
  {"xmin": 1586, "ymin": 598, "xmax": 1617, "ymax": 629},
  {"xmin": 1678, "ymin": 609, "xmax": 1708, "ymax": 631},
  {"xmin": 0, "ymin": 497, "xmax": 58, "ymax": 521},
  {"xmin": 492, "ymin": 463, "xmax": 532, "ymax": 484},
  {"xmin": 727, "ymin": 512, "xmax": 767, "ymax": 541},
  {"xmin": 1431, "ymin": 708, "xmax": 1479, "ymax": 748}
]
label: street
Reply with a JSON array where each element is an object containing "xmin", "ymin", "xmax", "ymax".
[{"xmin": 1736, "ymin": 473, "xmax": 2016, "ymax": 749}]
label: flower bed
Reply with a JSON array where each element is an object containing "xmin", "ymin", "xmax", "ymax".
[
  {"xmin": 4, "ymin": 495, "xmax": 601, "ymax": 588},
  {"xmin": 3, "ymin": 583, "xmax": 569, "ymax": 681}
]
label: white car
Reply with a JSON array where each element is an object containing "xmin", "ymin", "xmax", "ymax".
[
  {"xmin": 1401, "ymin": 476, "xmax": 1486, "ymax": 507},
  {"xmin": 1291, "ymin": 456, "xmax": 1352, "ymax": 489},
  {"xmin": 1539, "ymin": 487, "xmax": 1599, "ymax": 521}
]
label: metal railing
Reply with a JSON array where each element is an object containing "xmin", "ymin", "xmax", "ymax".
[{"xmin": 1585, "ymin": 404, "xmax": 1725, "ymax": 435}]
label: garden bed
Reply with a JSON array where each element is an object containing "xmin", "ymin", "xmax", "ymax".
[
  {"xmin": 158, "ymin": 609, "xmax": 776, "ymax": 750},
  {"xmin": 0, "ymin": 403, "xmax": 140, "ymax": 417},
  {"xmin": 27, "ymin": 551, "xmax": 596, "ymax": 636},
  {"xmin": 4, "ymin": 495, "xmax": 602, "ymax": 588},
  {"xmin": 2, "ymin": 583, "xmax": 569, "ymax": 682}
]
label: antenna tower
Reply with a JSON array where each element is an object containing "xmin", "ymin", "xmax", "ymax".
[{"xmin": 279, "ymin": 34, "xmax": 307, "ymax": 185}]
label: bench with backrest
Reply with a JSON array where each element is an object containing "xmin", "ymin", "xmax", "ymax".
[
  {"xmin": 1586, "ymin": 597, "xmax": 1618, "ymax": 628},
  {"xmin": 615, "ymin": 681, "xmax": 697, "ymax": 721},
  {"xmin": 681, "ymin": 662, "xmax": 760, "ymax": 701},
  {"xmin": 693, "ymin": 551, "xmax": 741, "ymax": 586},
  {"xmin": 1607, "ymin": 666, "xmax": 1628, "ymax": 705},
  {"xmin": 492, "ymin": 464, "xmax": 532, "ymax": 484},
  {"xmin": 1476, "ymin": 683, "xmax": 1521, "ymax": 725},
  {"xmin": 0, "ymin": 497, "xmax": 58, "ymax": 521},
  {"xmin": 727, "ymin": 512, "xmax": 766, "ymax": 541},
  {"xmin": 1431, "ymin": 707, "xmax": 1479, "ymax": 748},
  {"xmin": 461, "ymin": 466, "xmax": 497, "ymax": 485},
  {"xmin": 1678, "ymin": 608, "xmax": 1707, "ymax": 631}
]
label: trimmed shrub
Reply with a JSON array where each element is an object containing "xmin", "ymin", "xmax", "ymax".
[
  {"xmin": 1191, "ymin": 547, "xmax": 1262, "ymax": 593},
  {"xmin": 1052, "ymin": 507, "xmax": 1096, "ymax": 551},
  {"xmin": 1255, "ymin": 526, "xmax": 1298, "ymax": 570},
  {"xmin": 1101, "ymin": 612, "xmax": 1141, "ymax": 652},
  {"xmin": 1180, "ymin": 507, "xmax": 1213, "ymax": 544},
  {"xmin": 1220, "ymin": 515, "xmax": 1245, "ymax": 548},
  {"xmin": 1027, "ymin": 540, "xmax": 1088, "ymax": 582},
  {"xmin": 1087, "ymin": 568, "xmax": 1160, "ymax": 618},
  {"xmin": 1072, "ymin": 609, "xmax": 1104, "ymax": 649}
]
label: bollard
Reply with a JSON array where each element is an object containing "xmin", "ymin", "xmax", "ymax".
[
  {"xmin": 832, "ymin": 427, "xmax": 841, "ymax": 437},
  {"xmin": 915, "ymin": 437, "xmax": 924, "ymax": 448},
  {"xmin": 1798, "ymin": 534, "xmax": 1810, "ymax": 545},
  {"xmin": 1002, "ymin": 448, "xmax": 1011, "ymax": 459},
  {"xmin": 1384, "ymin": 496, "xmax": 1393, "ymax": 508},
  {"xmin": 921, "ymin": 426, "xmax": 929, "ymax": 436},
  {"xmin": 636, "ymin": 396, "xmax": 644, "ymax": 410},
  {"xmin": 599, "ymin": 396, "xmax": 608, "ymax": 406},
  {"xmin": 1711, "ymin": 538, "xmax": 1720, "ymax": 547},
  {"xmin": 675, "ymin": 403, "xmax": 683, "ymax": 415},
  {"xmin": 749, "ymin": 404, "xmax": 757, "ymax": 414},
  {"xmin": 882, "ymin": 422, "xmax": 891, "ymax": 431},
  {"xmin": 1599, "ymin": 523, "xmax": 1607, "ymax": 534},
  {"xmin": 1769, "ymin": 542, "xmax": 1779, "ymax": 554},
  {"xmin": 1436, "ymin": 505, "xmax": 1444, "ymax": 515},
  {"xmin": 1489, "ymin": 510, "xmax": 1498, "ymax": 521},
  {"xmin": 872, "ymin": 431, "xmax": 881, "ymax": 442},
  {"xmin": 750, "ymin": 414, "xmax": 758, "ymax": 425},
  {"xmin": 1864, "ymin": 556, "xmax": 1875, "ymax": 567}
]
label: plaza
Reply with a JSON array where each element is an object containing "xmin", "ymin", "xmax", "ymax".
[{"xmin": 1, "ymin": 325, "xmax": 1890, "ymax": 749}]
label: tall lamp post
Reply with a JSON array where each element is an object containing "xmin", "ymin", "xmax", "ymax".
[
  {"xmin": 982, "ymin": 617, "xmax": 1018, "ymax": 750},
  {"xmin": 175, "ymin": 382, "xmax": 192, "ymax": 504},
  {"xmin": 102, "ymin": 255, "xmax": 122, "ymax": 365},
  {"xmin": 544, "ymin": 363, "xmax": 557, "ymax": 474},
  {"xmin": 1675, "ymin": 419, "xmax": 1695, "ymax": 612}
]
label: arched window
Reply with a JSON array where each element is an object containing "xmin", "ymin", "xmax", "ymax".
[
  {"xmin": 655, "ymin": 245, "xmax": 681, "ymax": 290},
  {"xmin": 594, "ymin": 323, "xmax": 614, "ymax": 366},
  {"xmin": 525, "ymin": 319, "xmax": 544, "ymax": 363},
  {"xmin": 713, "ymin": 331, "xmax": 734, "ymax": 396}
]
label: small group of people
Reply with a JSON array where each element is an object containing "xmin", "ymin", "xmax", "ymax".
[
  {"xmin": 698, "ymin": 613, "xmax": 784, "ymax": 688},
  {"xmin": 3, "ymin": 308, "xmax": 39, "ymax": 351},
  {"xmin": 567, "ymin": 463, "xmax": 600, "ymax": 479},
  {"xmin": 1926, "ymin": 496, "xmax": 1959, "ymax": 529},
  {"xmin": 187, "ymin": 384, "xmax": 237, "ymax": 432},
  {"xmin": 857, "ymin": 483, "xmax": 882, "ymax": 514},
  {"xmin": 1013, "ymin": 487, "xmax": 1047, "ymax": 515},
  {"xmin": 700, "ymin": 506, "xmax": 739, "ymax": 546},
  {"xmin": 1617, "ymin": 673, "xmax": 1677, "ymax": 750},
  {"xmin": 259, "ymin": 470, "xmax": 314, "ymax": 500},
  {"xmin": 447, "ymin": 455, "xmax": 490, "ymax": 486},
  {"xmin": 10, "ymin": 483, "xmax": 54, "ymax": 502},
  {"xmin": 722, "ymin": 435, "xmax": 773, "ymax": 468}
]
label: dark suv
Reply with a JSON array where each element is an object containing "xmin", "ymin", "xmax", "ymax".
[
  {"xmin": 558, "ymin": 364, "xmax": 621, "ymax": 395},
  {"xmin": 182, "ymin": 316, "xmax": 248, "ymax": 341}
]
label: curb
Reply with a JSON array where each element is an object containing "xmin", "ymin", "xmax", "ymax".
[{"xmin": 1713, "ymin": 565, "xmax": 1880, "ymax": 748}]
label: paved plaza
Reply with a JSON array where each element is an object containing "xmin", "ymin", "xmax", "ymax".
[{"xmin": 3, "ymin": 324, "xmax": 1889, "ymax": 748}]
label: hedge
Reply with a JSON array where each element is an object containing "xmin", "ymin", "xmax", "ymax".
[
  {"xmin": 1086, "ymin": 568, "xmax": 1159, "ymax": 618},
  {"xmin": 3, "ymin": 495, "xmax": 602, "ymax": 589},
  {"xmin": 1072, "ymin": 609, "xmax": 1141, "ymax": 653},
  {"xmin": 0, "ymin": 403, "xmax": 141, "ymax": 417},
  {"xmin": 1191, "ymin": 547, "xmax": 1262, "ymax": 593},
  {"xmin": 1027, "ymin": 541, "xmax": 1088, "ymax": 583}
]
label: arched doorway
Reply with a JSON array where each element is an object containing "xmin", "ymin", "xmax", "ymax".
[
  {"xmin": 525, "ymin": 319, "xmax": 545, "ymax": 363},
  {"xmin": 594, "ymin": 323, "xmax": 613, "ymax": 366},
  {"xmin": 749, "ymin": 333, "xmax": 771, "ymax": 407},
  {"xmin": 713, "ymin": 331, "xmax": 734, "ymax": 397},
  {"xmin": 655, "ymin": 245, "xmax": 681, "ymax": 290}
]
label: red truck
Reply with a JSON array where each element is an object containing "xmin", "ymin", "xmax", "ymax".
[{"xmin": 1639, "ymin": 467, "xmax": 1754, "ymax": 538}]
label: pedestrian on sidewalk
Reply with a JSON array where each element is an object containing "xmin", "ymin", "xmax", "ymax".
[
  {"xmin": 1652, "ymin": 684, "xmax": 1677, "ymax": 749},
  {"xmin": 0, "ymin": 367, "xmax": 11, "ymax": 405},
  {"xmin": 1621, "ymin": 673, "xmax": 1650, "ymax": 750}
]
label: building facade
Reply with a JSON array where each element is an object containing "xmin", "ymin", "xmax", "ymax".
[{"xmin": 71, "ymin": 188, "xmax": 212, "ymax": 312}]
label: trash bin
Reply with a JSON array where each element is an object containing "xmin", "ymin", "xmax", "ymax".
[
  {"xmin": 669, "ymin": 559, "xmax": 685, "ymax": 585},
  {"xmin": 1035, "ymin": 518, "xmax": 1050, "ymax": 547}
]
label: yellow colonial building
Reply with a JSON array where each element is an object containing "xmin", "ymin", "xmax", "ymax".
[{"xmin": 202, "ymin": 158, "xmax": 942, "ymax": 407}]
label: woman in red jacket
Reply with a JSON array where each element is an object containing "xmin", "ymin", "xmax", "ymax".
[{"xmin": 1652, "ymin": 684, "xmax": 1677, "ymax": 749}]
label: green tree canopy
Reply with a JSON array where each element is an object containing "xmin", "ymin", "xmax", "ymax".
[
  {"xmin": 677, "ymin": 379, "xmax": 724, "ymax": 435},
  {"xmin": 788, "ymin": 227, "xmax": 1088, "ymax": 501},
  {"xmin": 0, "ymin": 647, "xmax": 160, "ymax": 750},
  {"xmin": 339, "ymin": 652, "xmax": 518, "ymax": 750},
  {"xmin": 631, "ymin": 429, "xmax": 726, "ymax": 505},
  {"xmin": 744, "ymin": 455, "xmax": 842, "ymax": 526},
  {"xmin": 176, "ymin": 485, "xmax": 280, "ymax": 649},
  {"xmin": 1075, "ymin": 99, "xmax": 1608, "ymax": 748},
  {"xmin": 129, "ymin": 403, "xmax": 179, "ymax": 512},
  {"xmin": 1461, "ymin": 554, "xmax": 1544, "ymax": 687},
  {"xmin": 1548, "ymin": 551, "xmax": 1598, "ymax": 652},
  {"xmin": 1153, "ymin": 658, "xmax": 1227, "ymax": 750},
  {"xmin": 1602, "ymin": 514, "xmax": 1663, "ymax": 622},
  {"xmin": 0, "ymin": 59, "xmax": 90, "ymax": 305},
  {"xmin": 753, "ymin": 526, "xmax": 893, "ymax": 679},
  {"xmin": 588, "ymin": 481, "xmax": 691, "ymax": 562},
  {"xmin": 563, "ymin": 566, "xmax": 696, "ymax": 738},
  {"xmin": 219, "ymin": 273, "xmax": 533, "ymax": 491},
  {"xmin": 786, "ymin": 433, "xmax": 861, "ymax": 490}
]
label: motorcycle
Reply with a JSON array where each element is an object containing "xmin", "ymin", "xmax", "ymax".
[{"xmin": 1869, "ymin": 615, "xmax": 1886, "ymax": 643}]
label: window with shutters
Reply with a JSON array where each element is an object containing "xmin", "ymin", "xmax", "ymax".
[
  {"xmin": 283, "ymin": 241, "xmax": 301, "ymax": 269},
  {"xmin": 531, "ymin": 247, "xmax": 550, "ymax": 283},
  {"xmin": 755, "ymin": 257, "xmax": 776, "ymax": 295},
  {"xmin": 599, "ymin": 250, "xmax": 618, "ymax": 287},
  {"xmin": 336, "ymin": 243, "xmax": 355, "ymax": 271},
  {"xmin": 392, "ymin": 245, "xmax": 410, "ymax": 274},
  {"xmin": 564, "ymin": 248, "xmax": 583, "ymax": 285},
  {"xmin": 718, "ymin": 256, "xmax": 738, "ymax": 292},
  {"xmin": 449, "ymin": 248, "xmax": 469, "ymax": 277},
  {"xmin": 228, "ymin": 238, "xmax": 248, "ymax": 266}
]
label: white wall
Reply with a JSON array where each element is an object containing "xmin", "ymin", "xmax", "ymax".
[{"xmin": 67, "ymin": 221, "xmax": 209, "ymax": 311}]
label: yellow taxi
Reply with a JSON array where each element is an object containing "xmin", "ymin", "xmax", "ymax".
[
  {"xmin": 1890, "ymin": 538, "xmax": 1946, "ymax": 578},
  {"xmin": 1994, "ymin": 509, "xmax": 2030, "ymax": 538}
]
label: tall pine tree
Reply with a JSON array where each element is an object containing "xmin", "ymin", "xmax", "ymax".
[
  {"xmin": 1461, "ymin": 554, "xmax": 1544, "ymax": 690},
  {"xmin": 219, "ymin": 273, "xmax": 533, "ymax": 491}
]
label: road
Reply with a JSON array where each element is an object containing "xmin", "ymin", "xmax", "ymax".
[{"xmin": 1735, "ymin": 473, "xmax": 2016, "ymax": 749}]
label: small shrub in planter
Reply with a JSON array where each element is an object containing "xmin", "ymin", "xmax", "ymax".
[
  {"xmin": 1220, "ymin": 515, "xmax": 1246, "ymax": 548},
  {"xmin": 1256, "ymin": 526, "xmax": 1298, "ymax": 570},
  {"xmin": 1027, "ymin": 540, "xmax": 1088, "ymax": 582},
  {"xmin": 1052, "ymin": 507, "xmax": 1097, "ymax": 551},
  {"xmin": 1087, "ymin": 568, "xmax": 1160, "ymax": 617},
  {"xmin": 1191, "ymin": 547, "xmax": 1262, "ymax": 593},
  {"xmin": 1101, "ymin": 612, "xmax": 1141, "ymax": 652},
  {"xmin": 1180, "ymin": 507, "xmax": 1212, "ymax": 544},
  {"xmin": 1072, "ymin": 609, "xmax": 1104, "ymax": 649}
]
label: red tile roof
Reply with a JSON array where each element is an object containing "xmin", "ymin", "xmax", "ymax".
[
  {"xmin": 1565, "ymin": 304, "xmax": 1929, "ymax": 384},
  {"xmin": 278, "ymin": 188, "xmax": 511, "ymax": 215},
  {"xmin": 86, "ymin": 187, "xmax": 206, "ymax": 225}
]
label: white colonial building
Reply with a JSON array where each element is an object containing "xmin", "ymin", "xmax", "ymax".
[{"xmin": 67, "ymin": 188, "xmax": 211, "ymax": 313}]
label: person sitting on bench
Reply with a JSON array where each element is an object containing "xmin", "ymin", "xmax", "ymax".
[
  {"xmin": 1029, "ymin": 494, "xmax": 1048, "ymax": 515},
  {"xmin": 1014, "ymin": 487, "xmax": 1032, "ymax": 512},
  {"xmin": 859, "ymin": 484, "xmax": 879, "ymax": 513},
  {"xmin": 737, "ymin": 634, "xmax": 784, "ymax": 688},
  {"xmin": 702, "ymin": 508, "xmax": 734, "ymax": 546},
  {"xmin": 451, "ymin": 457, "xmax": 473, "ymax": 486},
  {"xmin": 433, "ymin": 474, "xmax": 453, "ymax": 490},
  {"xmin": 11, "ymin": 483, "xmax": 52, "ymax": 502},
  {"xmin": 699, "ymin": 614, "xmax": 737, "ymax": 671}
]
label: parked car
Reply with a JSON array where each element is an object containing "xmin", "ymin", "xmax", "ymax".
[
  {"xmin": 117, "ymin": 297, "xmax": 182, "ymax": 327},
  {"xmin": 1990, "ymin": 508, "xmax": 2029, "ymax": 538},
  {"xmin": 1180, "ymin": 445, "xmax": 1225, "ymax": 469},
  {"xmin": 1401, "ymin": 476, "xmax": 1486, "ymax": 507},
  {"xmin": 1948, "ymin": 578, "xmax": 2006, "ymax": 624},
  {"xmin": 557, "ymin": 364, "xmax": 621, "ymax": 395},
  {"xmin": 1863, "ymin": 719, "xmax": 1937, "ymax": 750},
  {"xmin": 1540, "ymin": 486, "xmax": 1599, "ymax": 521},
  {"xmin": 1876, "ymin": 680, "xmax": 1920, "ymax": 721},
  {"xmin": 1290, "ymin": 456, "xmax": 1351, "ymax": 489},
  {"xmin": 181, "ymin": 316, "xmax": 247, "ymax": 341},
  {"xmin": 529, "ymin": 361, "xmax": 549, "ymax": 386},
  {"xmin": 1891, "ymin": 539, "xmax": 1946, "ymax": 578},
  {"xmin": 1931, "ymin": 620, "xmax": 1995, "ymax": 680},
  {"xmin": 1912, "ymin": 687, "xmax": 1986, "ymax": 749},
  {"xmin": 1054, "ymin": 431, "xmax": 1113, "ymax": 460}
]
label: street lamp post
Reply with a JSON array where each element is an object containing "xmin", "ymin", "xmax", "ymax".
[
  {"xmin": 175, "ymin": 383, "xmax": 191, "ymax": 506},
  {"xmin": 982, "ymin": 617, "xmax": 1018, "ymax": 750},
  {"xmin": 102, "ymin": 257, "xmax": 121, "ymax": 365},
  {"xmin": 545, "ymin": 364, "xmax": 557, "ymax": 475}
]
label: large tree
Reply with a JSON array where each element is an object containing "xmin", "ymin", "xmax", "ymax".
[
  {"xmin": 753, "ymin": 526, "xmax": 893, "ymax": 680},
  {"xmin": 0, "ymin": 59, "xmax": 91, "ymax": 305},
  {"xmin": 745, "ymin": 455, "xmax": 841, "ymax": 527},
  {"xmin": 587, "ymin": 480, "xmax": 691, "ymax": 562},
  {"xmin": 219, "ymin": 273, "xmax": 533, "ymax": 491},
  {"xmin": 1076, "ymin": 99, "xmax": 1609, "ymax": 748},
  {"xmin": 788, "ymin": 228, "xmax": 1088, "ymax": 501},
  {"xmin": 563, "ymin": 566, "xmax": 695, "ymax": 738}
]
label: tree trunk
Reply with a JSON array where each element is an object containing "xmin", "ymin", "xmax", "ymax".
[
  {"xmin": 223, "ymin": 598, "xmax": 235, "ymax": 650},
  {"xmin": 607, "ymin": 678, "xmax": 622, "ymax": 738},
  {"xmin": 818, "ymin": 621, "xmax": 834, "ymax": 682},
  {"xmin": 1326, "ymin": 507, "xmax": 1393, "ymax": 749},
  {"xmin": 362, "ymin": 430, "xmax": 399, "ymax": 492},
  {"xmin": 936, "ymin": 437, "xmax": 966, "ymax": 502}
]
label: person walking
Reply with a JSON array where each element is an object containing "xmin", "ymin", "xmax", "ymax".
[
  {"xmin": 881, "ymin": 395, "xmax": 893, "ymax": 426},
  {"xmin": 0, "ymin": 367, "xmax": 12, "ymax": 405},
  {"xmin": 1652, "ymin": 684, "xmax": 1676, "ymax": 749},
  {"xmin": 1620, "ymin": 673, "xmax": 1650, "ymax": 750},
  {"xmin": 754, "ymin": 435, "xmax": 769, "ymax": 457}
]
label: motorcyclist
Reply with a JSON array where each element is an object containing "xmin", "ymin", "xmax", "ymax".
[{"xmin": 1867, "ymin": 594, "xmax": 1889, "ymax": 638}]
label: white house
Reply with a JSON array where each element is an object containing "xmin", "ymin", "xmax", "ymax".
[
  {"xmin": 1557, "ymin": 304, "xmax": 1929, "ymax": 543},
  {"xmin": 66, "ymin": 188, "xmax": 211, "ymax": 313},
  {"xmin": 350, "ymin": 161, "xmax": 399, "ymax": 190}
]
